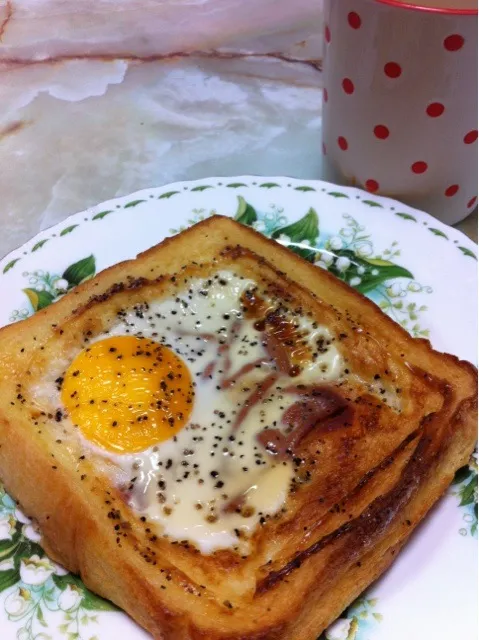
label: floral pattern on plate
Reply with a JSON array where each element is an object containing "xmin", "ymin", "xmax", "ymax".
[{"xmin": 0, "ymin": 177, "xmax": 476, "ymax": 640}]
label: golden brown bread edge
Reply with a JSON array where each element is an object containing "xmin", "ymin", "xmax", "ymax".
[{"xmin": 0, "ymin": 215, "xmax": 476, "ymax": 639}]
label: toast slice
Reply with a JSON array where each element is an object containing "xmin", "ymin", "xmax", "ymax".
[{"xmin": 0, "ymin": 215, "xmax": 476, "ymax": 640}]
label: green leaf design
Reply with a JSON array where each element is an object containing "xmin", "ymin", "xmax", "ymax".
[
  {"xmin": 357, "ymin": 265, "xmax": 413, "ymax": 294},
  {"xmin": 53, "ymin": 574, "xmax": 119, "ymax": 611},
  {"xmin": 259, "ymin": 182, "xmax": 280, "ymax": 189},
  {"xmin": 60, "ymin": 224, "xmax": 79, "ymax": 236},
  {"xmin": 190, "ymin": 185, "xmax": 213, "ymax": 192},
  {"xmin": 459, "ymin": 246, "xmax": 477, "ymax": 260},
  {"xmin": 234, "ymin": 196, "xmax": 257, "ymax": 226},
  {"xmin": 124, "ymin": 199, "xmax": 146, "ymax": 208},
  {"xmin": 159, "ymin": 190, "xmax": 180, "ymax": 199},
  {"xmin": 31, "ymin": 239, "xmax": 49, "ymax": 252},
  {"xmin": 0, "ymin": 569, "xmax": 19, "ymax": 592},
  {"xmin": 62, "ymin": 255, "xmax": 96, "ymax": 287},
  {"xmin": 272, "ymin": 208, "xmax": 319, "ymax": 262},
  {"xmin": 92, "ymin": 210, "xmax": 113, "ymax": 221},
  {"xmin": 363, "ymin": 257, "xmax": 397, "ymax": 267},
  {"xmin": 395, "ymin": 212, "xmax": 417, "ymax": 222},
  {"xmin": 272, "ymin": 208, "xmax": 319, "ymax": 243},
  {"xmin": 3, "ymin": 258, "xmax": 20, "ymax": 274},
  {"xmin": 331, "ymin": 249, "xmax": 413, "ymax": 294},
  {"xmin": 428, "ymin": 228, "xmax": 448, "ymax": 239},
  {"xmin": 459, "ymin": 476, "xmax": 477, "ymax": 506},
  {"xmin": 294, "ymin": 186, "xmax": 316, "ymax": 192},
  {"xmin": 23, "ymin": 288, "xmax": 55, "ymax": 311},
  {"xmin": 37, "ymin": 605, "xmax": 48, "ymax": 627},
  {"xmin": 362, "ymin": 200, "xmax": 383, "ymax": 208},
  {"xmin": 327, "ymin": 191, "xmax": 349, "ymax": 198},
  {"xmin": 226, "ymin": 183, "xmax": 248, "ymax": 188},
  {"xmin": 0, "ymin": 539, "xmax": 18, "ymax": 559},
  {"xmin": 452, "ymin": 465, "xmax": 472, "ymax": 485}
]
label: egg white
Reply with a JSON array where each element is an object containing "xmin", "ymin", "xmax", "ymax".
[{"xmin": 33, "ymin": 270, "xmax": 344, "ymax": 553}]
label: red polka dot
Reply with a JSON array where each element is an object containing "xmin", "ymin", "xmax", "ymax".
[
  {"xmin": 322, "ymin": 143, "xmax": 327, "ymax": 155},
  {"xmin": 342, "ymin": 78, "xmax": 355, "ymax": 94},
  {"xmin": 464, "ymin": 130, "xmax": 478, "ymax": 144},
  {"xmin": 411, "ymin": 161, "xmax": 428, "ymax": 174},
  {"xmin": 323, "ymin": 88, "xmax": 328, "ymax": 103},
  {"xmin": 337, "ymin": 136, "xmax": 348, "ymax": 151},
  {"xmin": 426, "ymin": 102, "xmax": 445, "ymax": 118},
  {"xmin": 444, "ymin": 34, "xmax": 464, "ymax": 51},
  {"xmin": 365, "ymin": 179, "xmax": 379, "ymax": 193},
  {"xmin": 467, "ymin": 196, "xmax": 477, "ymax": 208},
  {"xmin": 445, "ymin": 184, "xmax": 459, "ymax": 197},
  {"xmin": 325, "ymin": 25, "xmax": 331, "ymax": 43},
  {"xmin": 348, "ymin": 11, "xmax": 361, "ymax": 29},
  {"xmin": 384, "ymin": 62, "xmax": 402, "ymax": 78},
  {"xmin": 374, "ymin": 125, "xmax": 390, "ymax": 140}
]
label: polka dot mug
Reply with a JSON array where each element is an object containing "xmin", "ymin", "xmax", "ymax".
[{"xmin": 322, "ymin": 0, "xmax": 477, "ymax": 225}]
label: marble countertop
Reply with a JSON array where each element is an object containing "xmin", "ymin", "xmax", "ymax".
[{"xmin": 0, "ymin": 3, "xmax": 476, "ymax": 259}]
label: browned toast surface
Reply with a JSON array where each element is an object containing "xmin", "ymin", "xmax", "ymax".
[{"xmin": 0, "ymin": 215, "xmax": 476, "ymax": 639}]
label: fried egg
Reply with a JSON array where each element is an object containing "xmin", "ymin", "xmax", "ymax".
[
  {"xmin": 39, "ymin": 271, "xmax": 345, "ymax": 553},
  {"xmin": 61, "ymin": 336, "xmax": 194, "ymax": 453}
]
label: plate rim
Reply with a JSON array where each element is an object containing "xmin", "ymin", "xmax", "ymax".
[{"xmin": 1, "ymin": 176, "xmax": 477, "ymax": 272}]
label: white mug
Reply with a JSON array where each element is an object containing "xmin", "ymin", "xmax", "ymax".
[{"xmin": 322, "ymin": 0, "xmax": 478, "ymax": 225}]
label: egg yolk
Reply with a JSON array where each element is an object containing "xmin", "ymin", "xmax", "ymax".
[{"xmin": 61, "ymin": 336, "xmax": 194, "ymax": 453}]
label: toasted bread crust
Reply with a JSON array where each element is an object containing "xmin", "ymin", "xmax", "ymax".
[{"xmin": 0, "ymin": 216, "xmax": 476, "ymax": 639}]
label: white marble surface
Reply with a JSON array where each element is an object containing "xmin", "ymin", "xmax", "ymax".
[
  {"xmin": 0, "ymin": 55, "xmax": 326, "ymax": 259},
  {"xmin": 0, "ymin": 0, "xmax": 475, "ymax": 261}
]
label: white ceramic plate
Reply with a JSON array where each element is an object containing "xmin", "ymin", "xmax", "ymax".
[{"xmin": 0, "ymin": 177, "xmax": 477, "ymax": 640}]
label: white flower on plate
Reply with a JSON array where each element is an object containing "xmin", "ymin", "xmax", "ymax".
[
  {"xmin": 58, "ymin": 584, "xmax": 83, "ymax": 612},
  {"xmin": 14, "ymin": 508, "xmax": 31, "ymax": 525},
  {"xmin": 336, "ymin": 257, "xmax": 351, "ymax": 272},
  {"xmin": 54, "ymin": 278, "xmax": 69, "ymax": 291},
  {"xmin": 355, "ymin": 242, "xmax": 373, "ymax": 258},
  {"xmin": 252, "ymin": 220, "xmax": 266, "ymax": 233},
  {"xmin": 0, "ymin": 514, "xmax": 15, "ymax": 540},
  {"xmin": 317, "ymin": 251, "xmax": 334, "ymax": 266},
  {"xmin": 328, "ymin": 236, "xmax": 343, "ymax": 251},
  {"xmin": 35, "ymin": 283, "xmax": 46, "ymax": 292},
  {"xmin": 387, "ymin": 283, "xmax": 403, "ymax": 298},
  {"xmin": 357, "ymin": 266, "xmax": 366, "ymax": 275},
  {"xmin": 349, "ymin": 277, "xmax": 361, "ymax": 287},
  {"xmin": 340, "ymin": 228, "xmax": 354, "ymax": 238},
  {"xmin": 277, "ymin": 234, "xmax": 291, "ymax": 243},
  {"xmin": 325, "ymin": 617, "xmax": 352, "ymax": 640},
  {"xmin": 371, "ymin": 269, "xmax": 379, "ymax": 276},
  {"xmin": 22, "ymin": 522, "xmax": 42, "ymax": 543},
  {"xmin": 5, "ymin": 588, "xmax": 32, "ymax": 617},
  {"xmin": 0, "ymin": 557, "xmax": 15, "ymax": 571},
  {"xmin": 407, "ymin": 281, "xmax": 422, "ymax": 293},
  {"xmin": 20, "ymin": 555, "xmax": 55, "ymax": 586},
  {"xmin": 315, "ymin": 261, "xmax": 328, "ymax": 270},
  {"xmin": 17, "ymin": 630, "xmax": 32, "ymax": 640},
  {"xmin": 52, "ymin": 561, "xmax": 69, "ymax": 576}
]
